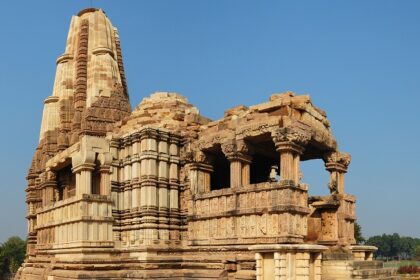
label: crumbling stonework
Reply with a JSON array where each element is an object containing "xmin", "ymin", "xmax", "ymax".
[{"xmin": 17, "ymin": 8, "xmax": 399, "ymax": 280}]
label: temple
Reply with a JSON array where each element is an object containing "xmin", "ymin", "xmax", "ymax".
[{"xmin": 17, "ymin": 8, "xmax": 399, "ymax": 280}]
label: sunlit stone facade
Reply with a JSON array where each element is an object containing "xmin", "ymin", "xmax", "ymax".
[{"xmin": 17, "ymin": 8, "xmax": 399, "ymax": 280}]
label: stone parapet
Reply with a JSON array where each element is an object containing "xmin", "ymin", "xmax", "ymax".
[{"xmin": 188, "ymin": 181, "xmax": 309, "ymax": 245}]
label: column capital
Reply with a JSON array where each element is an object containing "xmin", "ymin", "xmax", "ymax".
[
  {"xmin": 221, "ymin": 140, "xmax": 252, "ymax": 163},
  {"xmin": 72, "ymin": 163, "xmax": 95, "ymax": 173},
  {"xmin": 271, "ymin": 126, "xmax": 311, "ymax": 154},
  {"xmin": 324, "ymin": 151, "xmax": 351, "ymax": 172},
  {"xmin": 99, "ymin": 165, "xmax": 111, "ymax": 173},
  {"xmin": 192, "ymin": 150, "xmax": 211, "ymax": 165}
]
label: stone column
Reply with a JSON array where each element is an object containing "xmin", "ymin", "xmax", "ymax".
[
  {"xmin": 222, "ymin": 140, "xmax": 252, "ymax": 188},
  {"xmin": 73, "ymin": 164, "xmax": 95, "ymax": 197},
  {"xmin": 241, "ymin": 160, "xmax": 251, "ymax": 186},
  {"xmin": 43, "ymin": 171, "xmax": 57, "ymax": 206},
  {"xmin": 324, "ymin": 151, "xmax": 353, "ymax": 245},
  {"xmin": 272, "ymin": 126, "xmax": 311, "ymax": 185},
  {"xmin": 72, "ymin": 150, "xmax": 96, "ymax": 198},
  {"xmin": 99, "ymin": 165, "xmax": 111, "ymax": 196},
  {"xmin": 324, "ymin": 151, "xmax": 351, "ymax": 194}
]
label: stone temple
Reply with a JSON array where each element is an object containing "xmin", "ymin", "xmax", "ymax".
[{"xmin": 17, "ymin": 8, "xmax": 399, "ymax": 280}]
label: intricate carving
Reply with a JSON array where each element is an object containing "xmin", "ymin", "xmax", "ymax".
[
  {"xmin": 324, "ymin": 151, "xmax": 351, "ymax": 169},
  {"xmin": 272, "ymin": 126, "xmax": 311, "ymax": 146},
  {"xmin": 221, "ymin": 140, "xmax": 251, "ymax": 162},
  {"xmin": 221, "ymin": 142, "xmax": 236, "ymax": 156}
]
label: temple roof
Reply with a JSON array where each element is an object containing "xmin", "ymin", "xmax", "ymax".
[{"xmin": 115, "ymin": 92, "xmax": 210, "ymax": 138}]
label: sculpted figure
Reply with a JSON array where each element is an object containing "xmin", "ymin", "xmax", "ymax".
[{"xmin": 269, "ymin": 165, "xmax": 279, "ymax": 182}]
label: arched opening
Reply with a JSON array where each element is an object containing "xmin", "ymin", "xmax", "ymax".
[{"xmin": 247, "ymin": 134, "xmax": 279, "ymax": 184}]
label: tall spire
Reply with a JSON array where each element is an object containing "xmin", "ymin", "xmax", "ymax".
[{"xmin": 34, "ymin": 8, "xmax": 131, "ymax": 173}]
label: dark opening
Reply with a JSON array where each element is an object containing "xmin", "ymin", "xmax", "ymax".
[
  {"xmin": 92, "ymin": 155, "xmax": 101, "ymax": 195},
  {"xmin": 207, "ymin": 145, "xmax": 230, "ymax": 190},
  {"xmin": 57, "ymin": 165, "xmax": 76, "ymax": 200},
  {"xmin": 248, "ymin": 135, "xmax": 279, "ymax": 184},
  {"xmin": 250, "ymin": 154, "xmax": 278, "ymax": 184}
]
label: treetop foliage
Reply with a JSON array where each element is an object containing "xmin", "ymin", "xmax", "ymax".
[
  {"xmin": 0, "ymin": 236, "xmax": 26, "ymax": 278},
  {"xmin": 365, "ymin": 233, "xmax": 420, "ymax": 260}
]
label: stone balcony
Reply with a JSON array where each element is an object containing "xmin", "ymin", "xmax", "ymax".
[{"xmin": 187, "ymin": 181, "xmax": 310, "ymax": 246}]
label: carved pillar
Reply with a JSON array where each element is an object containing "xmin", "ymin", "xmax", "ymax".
[
  {"xmin": 78, "ymin": 166, "xmax": 94, "ymax": 196},
  {"xmin": 272, "ymin": 126, "xmax": 311, "ymax": 185},
  {"xmin": 242, "ymin": 160, "xmax": 251, "ymax": 186},
  {"xmin": 43, "ymin": 171, "xmax": 57, "ymax": 206},
  {"xmin": 324, "ymin": 151, "xmax": 354, "ymax": 245},
  {"xmin": 97, "ymin": 153, "xmax": 112, "ymax": 196},
  {"xmin": 324, "ymin": 151, "xmax": 351, "ymax": 194},
  {"xmin": 72, "ymin": 150, "xmax": 96, "ymax": 198},
  {"xmin": 222, "ymin": 140, "xmax": 252, "ymax": 188}
]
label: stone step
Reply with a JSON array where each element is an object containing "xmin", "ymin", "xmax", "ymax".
[{"xmin": 352, "ymin": 267, "xmax": 398, "ymax": 279}]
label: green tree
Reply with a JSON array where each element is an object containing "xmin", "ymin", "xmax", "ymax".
[
  {"xmin": 366, "ymin": 234, "xmax": 391, "ymax": 259},
  {"xmin": 0, "ymin": 236, "xmax": 26, "ymax": 277},
  {"xmin": 354, "ymin": 222, "xmax": 365, "ymax": 244},
  {"xmin": 366, "ymin": 234, "xmax": 420, "ymax": 260},
  {"xmin": 415, "ymin": 245, "xmax": 420, "ymax": 260}
]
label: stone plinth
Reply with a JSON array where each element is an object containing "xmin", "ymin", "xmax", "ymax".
[
  {"xmin": 249, "ymin": 244, "xmax": 327, "ymax": 280},
  {"xmin": 349, "ymin": 245, "xmax": 377, "ymax": 261}
]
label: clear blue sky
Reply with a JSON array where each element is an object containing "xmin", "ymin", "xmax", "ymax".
[{"xmin": 0, "ymin": 1, "xmax": 419, "ymax": 242}]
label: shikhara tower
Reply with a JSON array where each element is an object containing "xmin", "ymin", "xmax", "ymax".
[{"xmin": 18, "ymin": 8, "xmax": 399, "ymax": 280}]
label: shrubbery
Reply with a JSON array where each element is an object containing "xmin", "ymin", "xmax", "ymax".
[{"xmin": 398, "ymin": 265, "xmax": 420, "ymax": 274}]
